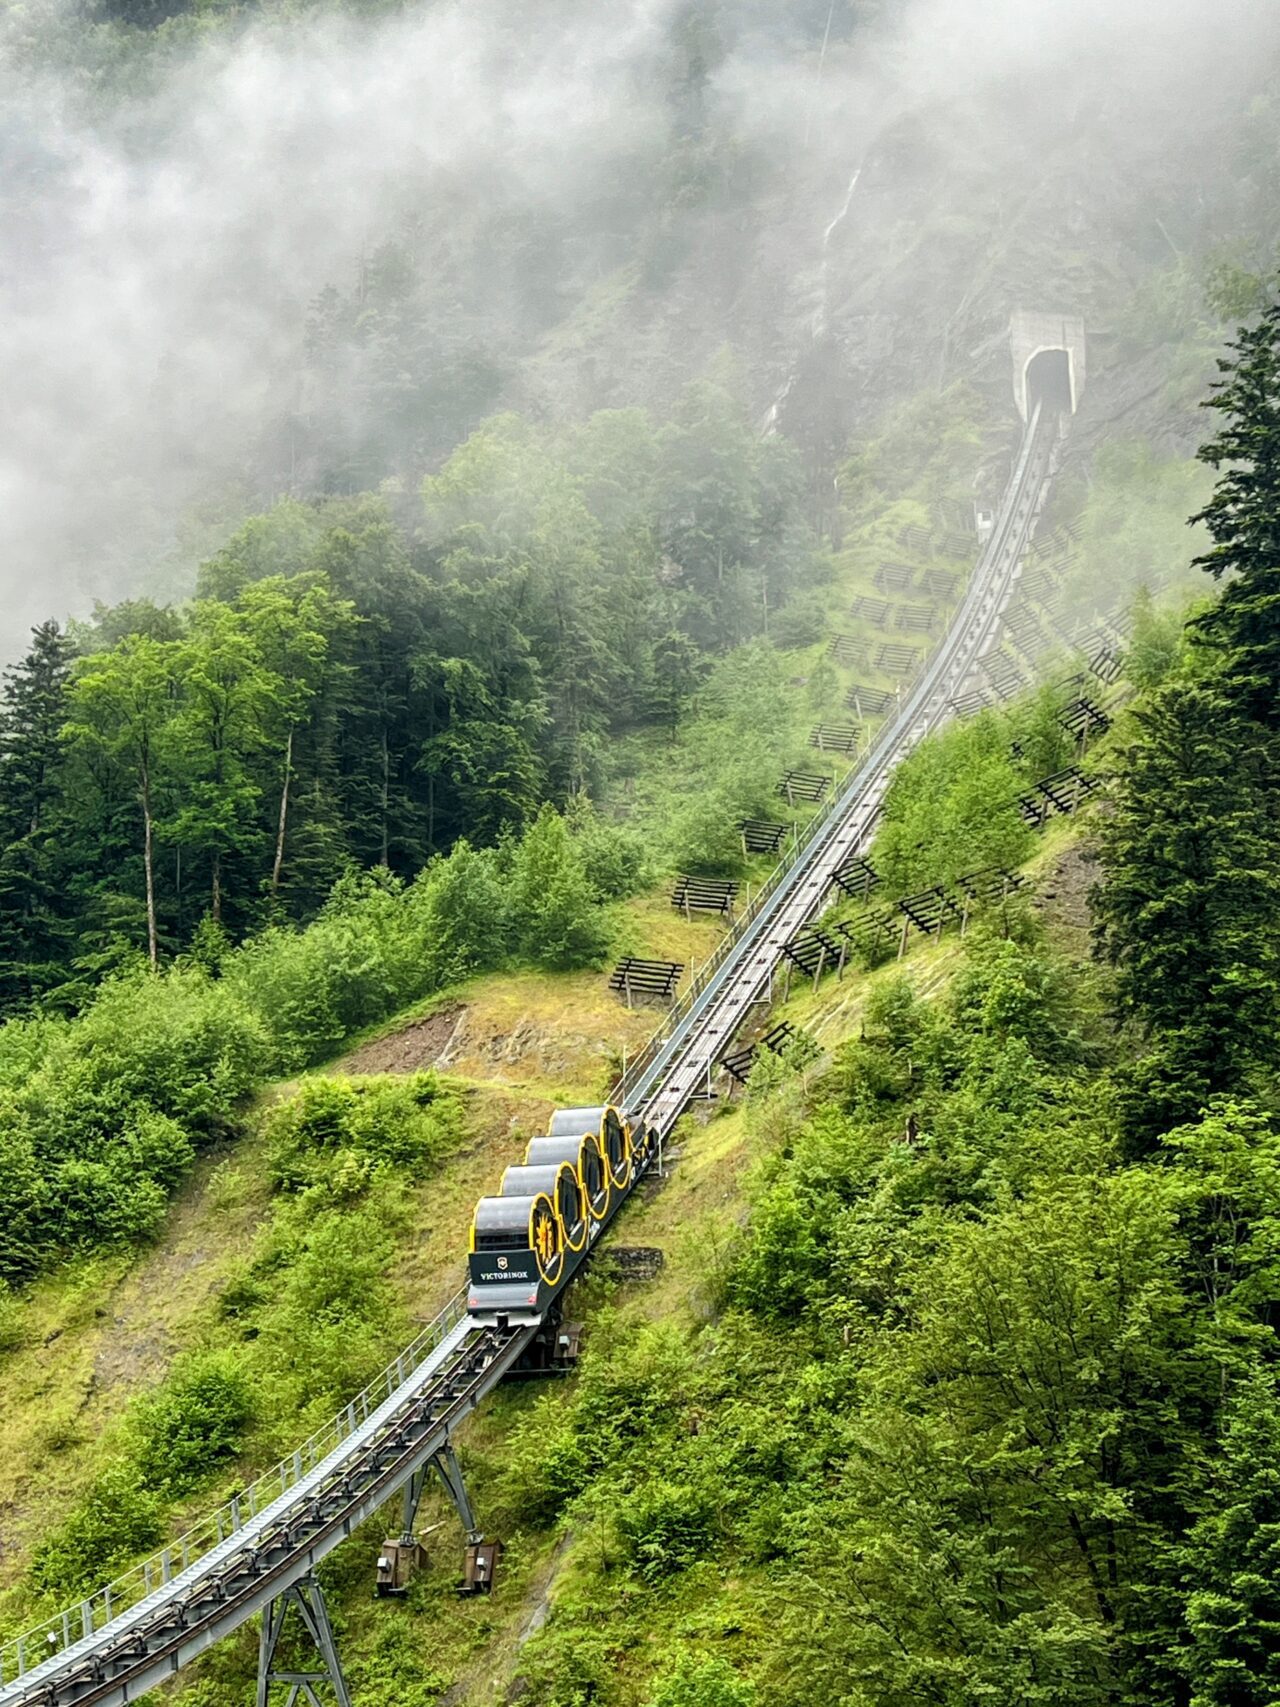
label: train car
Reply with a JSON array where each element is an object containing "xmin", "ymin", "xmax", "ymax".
[{"xmin": 467, "ymin": 1104, "xmax": 656, "ymax": 1323}]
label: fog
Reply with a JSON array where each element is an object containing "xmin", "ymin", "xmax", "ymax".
[{"xmin": 1, "ymin": 0, "xmax": 1276, "ymax": 664}]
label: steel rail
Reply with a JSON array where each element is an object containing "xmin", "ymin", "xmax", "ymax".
[
  {"xmin": 0, "ymin": 1306, "xmax": 534, "ymax": 1706},
  {"xmin": 621, "ymin": 402, "xmax": 1061, "ymax": 1131},
  {"xmin": 0, "ymin": 404, "xmax": 1060, "ymax": 1707}
]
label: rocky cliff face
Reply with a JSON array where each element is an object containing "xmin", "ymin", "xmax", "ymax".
[{"xmin": 518, "ymin": 13, "xmax": 1278, "ymax": 482}]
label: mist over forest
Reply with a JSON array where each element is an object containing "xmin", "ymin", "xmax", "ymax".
[{"xmin": 3, "ymin": 0, "xmax": 1278, "ymax": 663}]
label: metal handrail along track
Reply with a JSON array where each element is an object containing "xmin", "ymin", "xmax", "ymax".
[
  {"xmin": 0, "ymin": 1303, "xmax": 532, "ymax": 1705},
  {"xmin": 0, "ymin": 404, "xmax": 1061, "ymax": 1707},
  {"xmin": 623, "ymin": 402, "xmax": 1060, "ymax": 1134}
]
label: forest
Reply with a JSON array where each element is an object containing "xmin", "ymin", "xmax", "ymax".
[
  {"xmin": 0, "ymin": 385, "xmax": 814, "ymax": 1004},
  {"xmin": 0, "ymin": 372, "xmax": 830, "ymax": 1284}
]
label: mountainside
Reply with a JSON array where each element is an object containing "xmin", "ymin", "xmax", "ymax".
[
  {"xmin": 3, "ymin": 1, "xmax": 1280, "ymax": 1704},
  {"xmin": 3, "ymin": 0, "xmax": 1279, "ymax": 656}
]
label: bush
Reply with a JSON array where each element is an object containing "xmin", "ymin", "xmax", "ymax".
[
  {"xmin": 949, "ymin": 933, "xmax": 1068, "ymax": 1052},
  {"xmin": 227, "ymin": 869, "xmax": 427, "ymax": 1070},
  {"xmin": 615, "ymin": 1476, "xmax": 719, "ymax": 1581},
  {"xmin": 263, "ymin": 1073, "xmax": 461, "ymax": 1191},
  {"xmin": 502, "ymin": 1402, "xmax": 593, "ymax": 1526},
  {"xmin": 519, "ymin": 1627, "xmax": 619, "ymax": 1707},
  {"xmin": 352, "ymin": 1619, "xmax": 450, "ymax": 1707},
  {"xmin": 5, "ymin": 971, "xmax": 269, "ymax": 1178},
  {"xmin": 30, "ymin": 1467, "xmax": 165, "ymax": 1598},
  {"xmin": 507, "ymin": 806, "xmax": 614, "ymax": 970},
  {"xmin": 131, "ymin": 1351, "xmax": 255, "ymax": 1493},
  {"xmin": 768, "ymin": 592, "xmax": 827, "ymax": 650},
  {"xmin": 409, "ymin": 841, "xmax": 509, "ymax": 985},
  {"xmin": 0, "ymin": 1120, "xmax": 46, "ymax": 1281},
  {"xmin": 872, "ymin": 710, "xmax": 1033, "ymax": 895},
  {"xmin": 250, "ymin": 1193, "xmax": 407, "ymax": 1416},
  {"xmin": 659, "ymin": 789, "xmax": 749, "ymax": 878},
  {"xmin": 49, "ymin": 1159, "xmax": 169, "ymax": 1249},
  {"xmin": 647, "ymin": 1655, "xmax": 757, "ymax": 1707},
  {"xmin": 117, "ymin": 1108, "xmax": 197, "ymax": 1190},
  {"xmin": 43, "ymin": 969, "xmax": 271, "ymax": 1143},
  {"xmin": 566, "ymin": 796, "xmax": 653, "ymax": 901}
]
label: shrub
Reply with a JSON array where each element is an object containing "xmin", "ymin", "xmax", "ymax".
[
  {"xmin": 408, "ymin": 841, "xmax": 509, "ymax": 985},
  {"xmin": 250, "ymin": 1192, "xmax": 407, "ymax": 1417},
  {"xmin": 0, "ymin": 1119, "xmax": 46, "ymax": 1281},
  {"xmin": 263, "ymin": 1073, "xmax": 461, "ymax": 1191},
  {"xmin": 49, "ymin": 1159, "xmax": 169, "ymax": 1250},
  {"xmin": 227, "ymin": 870, "xmax": 427, "ymax": 1070},
  {"xmin": 30, "ymin": 1467, "xmax": 165, "ymax": 1598},
  {"xmin": 768, "ymin": 591, "xmax": 827, "ymax": 650},
  {"xmin": 659, "ymin": 789, "xmax": 748, "ymax": 878},
  {"xmin": 872, "ymin": 710, "xmax": 1033, "ymax": 895},
  {"xmin": 614, "ymin": 1475, "xmax": 719, "ymax": 1581},
  {"xmin": 225, "ymin": 924, "xmax": 346, "ymax": 1069},
  {"xmin": 566, "ymin": 796, "xmax": 653, "ymax": 901},
  {"xmin": 507, "ymin": 806, "xmax": 614, "ymax": 970},
  {"xmin": 131, "ymin": 1351, "xmax": 255, "ymax": 1493},
  {"xmin": 647, "ymin": 1655, "xmax": 757, "ymax": 1707},
  {"xmin": 39, "ymin": 969, "xmax": 272, "ymax": 1143},
  {"xmin": 502, "ymin": 1402, "xmax": 592, "ymax": 1525},
  {"xmin": 949, "ymin": 934, "xmax": 1066, "ymax": 1051},
  {"xmin": 519, "ymin": 1627, "xmax": 619, "ymax": 1707},
  {"xmin": 353, "ymin": 1620, "xmax": 450, "ymax": 1707}
]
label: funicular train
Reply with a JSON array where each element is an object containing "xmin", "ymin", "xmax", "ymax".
[{"xmin": 467, "ymin": 1104, "xmax": 657, "ymax": 1325}]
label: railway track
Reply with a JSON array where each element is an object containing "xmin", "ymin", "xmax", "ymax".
[
  {"xmin": 616, "ymin": 399, "xmax": 1061, "ymax": 1128},
  {"xmin": 0, "ymin": 402, "xmax": 1061, "ymax": 1707}
]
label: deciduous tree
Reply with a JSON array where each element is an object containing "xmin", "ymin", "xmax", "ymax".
[{"xmin": 65, "ymin": 636, "xmax": 177, "ymax": 970}]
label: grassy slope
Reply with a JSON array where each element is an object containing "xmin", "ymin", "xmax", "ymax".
[
  {"xmin": 1, "ymin": 797, "xmax": 1088, "ymax": 1702},
  {"xmin": 0, "ymin": 900, "xmax": 717, "ymax": 1605},
  {"xmin": 0, "ymin": 382, "xmax": 1193, "ymax": 1691}
]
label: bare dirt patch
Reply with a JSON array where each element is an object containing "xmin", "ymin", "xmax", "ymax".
[
  {"xmin": 1031, "ymin": 837, "xmax": 1101, "ymax": 950},
  {"xmin": 340, "ymin": 1005, "xmax": 465, "ymax": 1075}
]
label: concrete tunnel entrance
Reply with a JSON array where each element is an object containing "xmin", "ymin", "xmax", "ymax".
[
  {"xmin": 1009, "ymin": 311, "xmax": 1086, "ymax": 419},
  {"xmin": 1024, "ymin": 346, "xmax": 1074, "ymax": 417}
]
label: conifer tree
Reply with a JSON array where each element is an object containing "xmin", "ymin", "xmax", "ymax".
[
  {"xmin": 0, "ymin": 622, "xmax": 73, "ymax": 842},
  {"xmin": 1192, "ymin": 296, "xmax": 1280, "ymax": 726},
  {"xmin": 0, "ymin": 622, "xmax": 74, "ymax": 1008},
  {"xmin": 1094, "ymin": 681, "xmax": 1280, "ymax": 1147},
  {"xmin": 1181, "ymin": 1369, "xmax": 1280, "ymax": 1707}
]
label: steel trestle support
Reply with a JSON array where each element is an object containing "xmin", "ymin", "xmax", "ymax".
[
  {"xmin": 256, "ymin": 1577, "xmax": 351, "ymax": 1707},
  {"xmin": 426, "ymin": 1442, "xmax": 482, "ymax": 1545},
  {"xmin": 395, "ymin": 1439, "xmax": 481, "ymax": 1543}
]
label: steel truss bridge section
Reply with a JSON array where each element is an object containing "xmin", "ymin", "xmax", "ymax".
[
  {"xmin": 0, "ymin": 1306, "xmax": 529, "ymax": 1706},
  {"xmin": 619, "ymin": 402, "xmax": 1062, "ymax": 1133},
  {"xmin": 0, "ymin": 405, "xmax": 1060, "ymax": 1707}
]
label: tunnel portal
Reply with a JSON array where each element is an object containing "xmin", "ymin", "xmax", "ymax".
[
  {"xmin": 1025, "ymin": 347, "xmax": 1074, "ymax": 415},
  {"xmin": 1009, "ymin": 311, "xmax": 1086, "ymax": 419}
]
